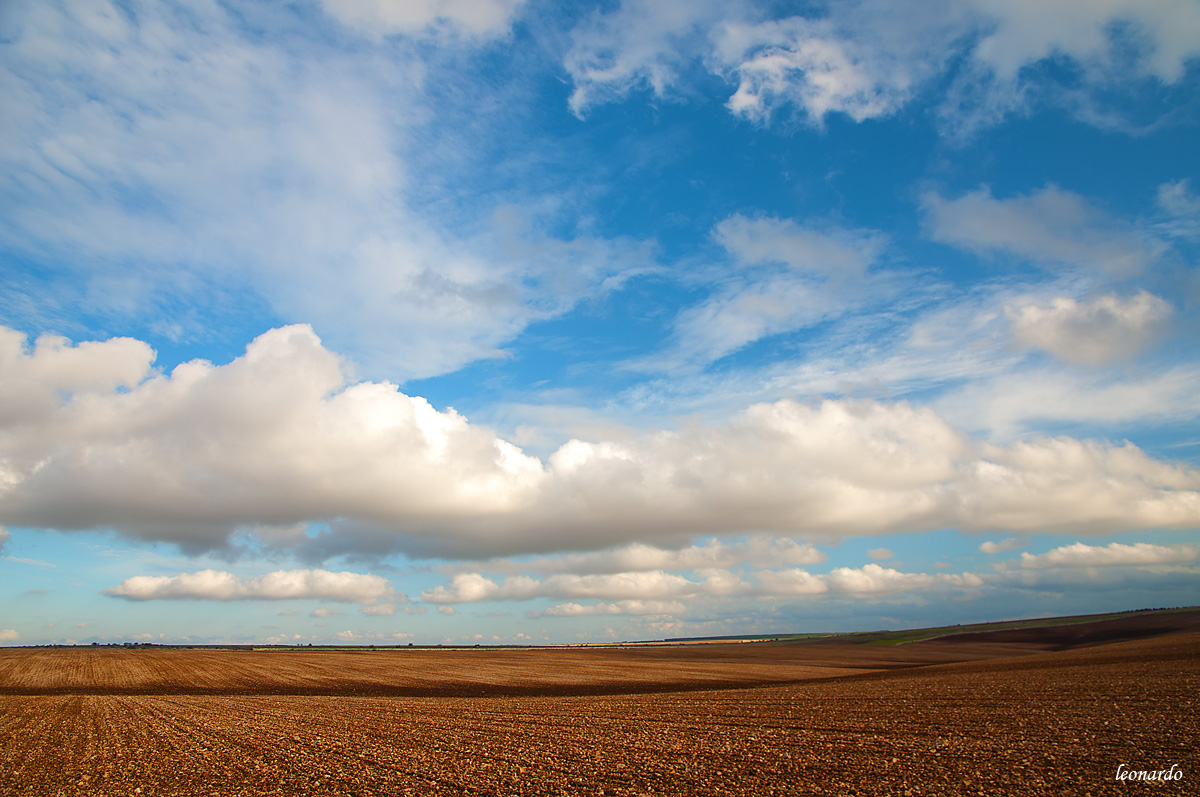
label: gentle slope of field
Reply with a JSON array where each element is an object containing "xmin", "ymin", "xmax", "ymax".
[{"xmin": 1, "ymin": 610, "xmax": 1197, "ymax": 796}]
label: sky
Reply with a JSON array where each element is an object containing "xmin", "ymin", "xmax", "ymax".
[{"xmin": 1, "ymin": 0, "xmax": 1199, "ymax": 647}]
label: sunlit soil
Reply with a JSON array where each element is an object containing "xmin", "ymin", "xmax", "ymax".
[{"xmin": 1, "ymin": 624, "xmax": 1196, "ymax": 796}]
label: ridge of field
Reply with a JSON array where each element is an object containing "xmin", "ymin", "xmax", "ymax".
[
  {"xmin": 665, "ymin": 605, "xmax": 1200, "ymax": 645},
  {"xmin": 0, "ymin": 640, "xmax": 1032, "ymax": 698},
  {"xmin": 3, "ymin": 609, "xmax": 1199, "ymax": 699}
]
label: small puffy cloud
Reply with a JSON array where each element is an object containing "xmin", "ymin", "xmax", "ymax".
[
  {"xmin": 0, "ymin": 629, "xmax": 18, "ymax": 643},
  {"xmin": 424, "ymin": 574, "xmax": 503, "ymax": 604},
  {"xmin": 823, "ymin": 564, "xmax": 937, "ymax": 595},
  {"xmin": 544, "ymin": 600, "xmax": 686, "ymax": 617},
  {"xmin": 979, "ymin": 538, "xmax": 1025, "ymax": 554},
  {"xmin": 309, "ymin": 607, "xmax": 343, "ymax": 618},
  {"xmin": 104, "ymin": 569, "xmax": 391, "ymax": 603},
  {"xmin": 923, "ymin": 186, "xmax": 1165, "ymax": 276},
  {"xmin": 360, "ymin": 604, "xmax": 397, "ymax": 616},
  {"xmin": 1007, "ymin": 292, "xmax": 1172, "ymax": 366},
  {"xmin": 1019, "ymin": 542, "xmax": 1200, "ymax": 569},
  {"xmin": 866, "ymin": 548, "xmax": 894, "ymax": 561},
  {"xmin": 318, "ymin": 0, "xmax": 526, "ymax": 39},
  {"xmin": 437, "ymin": 605, "xmax": 456, "ymax": 616}
]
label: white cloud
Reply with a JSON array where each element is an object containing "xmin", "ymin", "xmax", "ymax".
[
  {"xmin": 359, "ymin": 603, "xmax": 397, "ymax": 616},
  {"xmin": 1018, "ymin": 541, "xmax": 1200, "ymax": 569},
  {"xmin": 937, "ymin": 365, "xmax": 1200, "ymax": 438},
  {"xmin": 0, "ymin": 324, "xmax": 545, "ymax": 552},
  {"xmin": 979, "ymin": 538, "xmax": 1025, "ymax": 554},
  {"xmin": 447, "ymin": 538, "xmax": 825, "ymax": 577},
  {"xmin": 1006, "ymin": 292, "xmax": 1172, "ymax": 366},
  {"xmin": 0, "ymin": 629, "xmax": 18, "ymax": 643},
  {"xmin": 563, "ymin": 0, "xmax": 730, "ymax": 117},
  {"xmin": 665, "ymin": 273, "xmax": 842, "ymax": 368},
  {"xmin": 866, "ymin": 548, "xmax": 894, "ymax": 561},
  {"xmin": 715, "ymin": 5, "xmax": 958, "ymax": 126},
  {"xmin": 103, "ymin": 568, "xmax": 392, "ymax": 603},
  {"xmin": 643, "ymin": 216, "xmax": 891, "ymax": 370},
  {"xmin": 756, "ymin": 563, "xmax": 982, "ymax": 596},
  {"xmin": 565, "ymin": 0, "xmax": 1200, "ymax": 130},
  {"xmin": 544, "ymin": 600, "xmax": 685, "ymax": 617},
  {"xmin": 437, "ymin": 605, "xmax": 456, "ymax": 615},
  {"xmin": 959, "ymin": 437, "xmax": 1200, "ymax": 534},
  {"xmin": 318, "ymin": 0, "xmax": 526, "ymax": 39},
  {"xmin": 714, "ymin": 215, "xmax": 885, "ymax": 277},
  {"xmin": 430, "ymin": 562, "xmax": 986, "ymax": 604},
  {"xmin": 0, "ymin": 0, "xmax": 638, "ymax": 381},
  {"xmin": 3, "ymin": 325, "xmax": 1198, "ymax": 558},
  {"xmin": 1157, "ymin": 179, "xmax": 1200, "ymax": 238},
  {"xmin": 309, "ymin": 607, "xmax": 343, "ymax": 618},
  {"xmin": 966, "ymin": 0, "xmax": 1200, "ymax": 84},
  {"xmin": 824, "ymin": 564, "xmax": 936, "ymax": 595},
  {"xmin": 0, "ymin": 525, "xmax": 8, "ymax": 554},
  {"xmin": 332, "ymin": 629, "xmax": 414, "ymax": 643},
  {"xmin": 923, "ymin": 186, "xmax": 1165, "ymax": 276},
  {"xmin": 423, "ymin": 570, "xmax": 704, "ymax": 603}
]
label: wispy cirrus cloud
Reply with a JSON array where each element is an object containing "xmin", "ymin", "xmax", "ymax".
[
  {"xmin": 317, "ymin": 0, "xmax": 527, "ymax": 40},
  {"xmin": 633, "ymin": 216, "xmax": 894, "ymax": 372},
  {"xmin": 543, "ymin": 600, "xmax": 686, "ymax": 617},
  {"xmin": 0, "ymin": 0, "xmax": 642, "ymax": 380}
]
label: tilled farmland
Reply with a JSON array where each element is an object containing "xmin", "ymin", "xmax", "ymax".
[{"xmin": 2, "ymin": 619, "xmax": 1197, "ymax": 796}]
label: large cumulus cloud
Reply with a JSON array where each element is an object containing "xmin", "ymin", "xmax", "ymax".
[{"xmin": 1, "ymin": 324, "xmax": 1197, "ymax": 559}]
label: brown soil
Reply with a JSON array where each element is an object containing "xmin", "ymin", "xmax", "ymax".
[{"xmin": 1, "ymin": 614, "xmax": 1196, "ymax": 796}]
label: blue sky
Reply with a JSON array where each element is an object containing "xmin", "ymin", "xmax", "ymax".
[{"xmin": 2, "ymin": 0, "xmax": 1199, "ymax": 646}]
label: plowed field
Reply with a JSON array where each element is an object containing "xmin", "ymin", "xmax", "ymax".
[{"xmin": 2, "ymin": 618, "xmax": 1197, "ymax": 796}]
